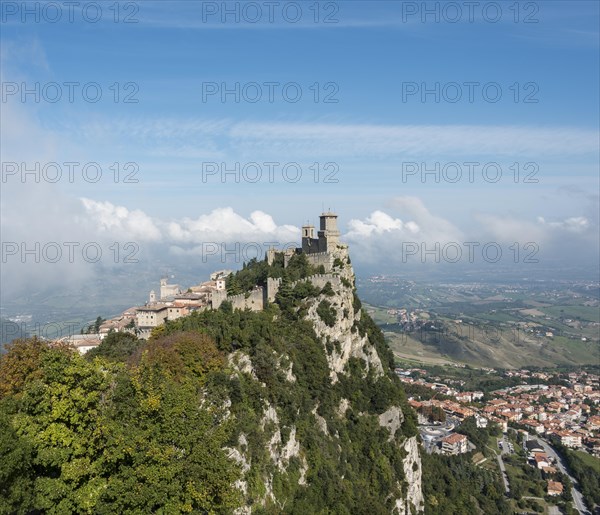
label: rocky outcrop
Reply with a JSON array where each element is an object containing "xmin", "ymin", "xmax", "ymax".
[
  {"xmin": 305, "ymin": 246, "xmax": 384, "ymax": 383},
  {"xmin": 395, "ymin": 436, "xmax": 424, "ymax": 514},
  {"xmin": 229, "ymin": 351, "xmax": 258, "ymax": 379},
  {"xmin": 379, "ymin": 405, "xmax": 404, "ymax": 441}
]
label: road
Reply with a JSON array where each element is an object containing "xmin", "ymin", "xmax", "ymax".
[
  {"xmin": 496, "ymin": 453, "xmax": 511, "ymax": 494},
  {"xmin": 537, "ymin": 438, "xmax": 589, "ymax": 515},
  {"xmin": 489, "ymin": 435, "xmax": 513, "ymax": 495},
  {"xmin": 501, "ymin": 435, "xmax": 514, "ymax": 455}
]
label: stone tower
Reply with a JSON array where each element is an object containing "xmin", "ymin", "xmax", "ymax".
[
  {"xmin": 318, "ymin": 211, "xmax": 340, "ymax": 252},
  {"xmin": 149, "ymin": 290, "xmax": 156, "ymax": 303},
  {"xmin": 301, "ymin": 224, "xmax": 316, "ymax": 253}
]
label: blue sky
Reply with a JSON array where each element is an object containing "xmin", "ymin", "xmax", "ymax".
[{"xmin": 1, "ymin": 0, "xmax": 599, "ymax": 297}]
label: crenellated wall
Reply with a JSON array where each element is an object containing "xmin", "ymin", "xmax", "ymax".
[
  {"xmin": 227, "ymin": 288, "xmax": 265, "ymax": 312},
  {"xmin": 212, "ymin": 274, "xmax": 340, "ymax": 312},
  {"xmin": 305, "ymin": 252, "xmax": 332, "ymax": 272},
  {"xmin": 292, "ymin": 273, "xmax": 340, "ymax": 290}
]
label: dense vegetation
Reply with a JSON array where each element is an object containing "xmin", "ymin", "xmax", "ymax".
[
  {"xmin": 410, "ymin": 364, "xmax": 525, "ymax": 394},
  {"xmin": 155, "ymin": 297, "xmax": 418, "ymax": 513},
  {"xmin": 421, "ymin": 452, "xmax": 510, "ymax": 514},
  {"xmin": 0, "ymin": 334, "xmax": 239, "ymax": 514},
  {"xmin": 225, "ymin": 253, "xmax": 324, "ymax": 295},
  {"xmin": 456, "ymin": 416, "xmax": 502, "ymax": 452},
  {"xmin": 0, "ymin": 258, "xmax": 419, "ymax": 514}
]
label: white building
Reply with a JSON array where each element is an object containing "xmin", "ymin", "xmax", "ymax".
[
  {"xmin": 441, "ymin": 433, "xmax": 468, "ymax": 455},
  {"xmin": 61, "ymin": 334, "xmax": 104, "ymax": 354},
  {"xmin": 136, "ymin": 305, "xmax": 169, "ymax": 339}
]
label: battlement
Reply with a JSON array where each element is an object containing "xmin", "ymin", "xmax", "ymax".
[
  {"xmin": 304, "ymin": 251, "xmax": 329, "ymax": 259},
  {"xmin": 289, "ymin": 273, "xmax": 341, "ymax": 291},
  {"xmin": 212, "ymin": 286, "xmax": 265, "ymax": 311}
]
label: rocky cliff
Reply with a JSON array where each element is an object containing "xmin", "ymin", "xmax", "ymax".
[{"xmin": 220, "ymin": 246, "xmax": 424, "ymax": 513}]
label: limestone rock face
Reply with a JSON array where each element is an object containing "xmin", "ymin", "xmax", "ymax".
[
  {"xmin": 305, "ymin": 246, "xmax": 384, "ymax": 383},
  {"xmin": 395, "ymin": 436, "xmax": 425, "ymax": 514},
  {"xmin": 379, "ymin": 405, "xmax": 405, "ymax": 441}
]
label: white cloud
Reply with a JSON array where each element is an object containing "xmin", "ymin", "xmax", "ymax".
[
  {"xmin": 163, "ymin": 207, "xmax": 298, "ymax": 244},
  {"xmin": 44, "ymin": 117, "xmax": 600, "ymax": 161},
  {"xmin": 347, "ymin": 210, "xmax": 415, "ymax": 237},
  {"xmin": 343, "ymin": 199, "xmax": 599, "ymax": 268},
  {"xmin": 344, "ymin": 197, "xmax": 464, "ymax": 264},
  {"xmin": 477, "ymin": 213, "xmax": 595, "ymax": 244},
  {"xmin": 537, "ymin": 216, "xmax": 590, "ymax": 233},
  {"xmin": 228, "ymin": 122, "xmax": 599, "ymax": 158},
  {"xmin": 80, "ymin": 198, "xmax": 163, "ymax": 241},
  {"xmin": 475, "ymin": 214, "xmax": 546, "ymax": 244}
]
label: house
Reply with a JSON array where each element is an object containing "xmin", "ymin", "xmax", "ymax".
[
  {"xmin": 475, "ymin": 415, "xmax": 488, "ymax": 428},
  {"xmin": 99, "ymin": 315, "xmax": 135, "ymax": 335},
  {"xmin": 171, "ymin": 293, "xmax": 206, "ymax": 306},
  {"xmin": 472, "ymin": 391, "xmax": 484, "ymax": 400},
  {"xmin": 586, "ymin": 415, "xmax": 600, "ymax": 431},
  {"xmin": 210, "ymin": 269, "xmax": 233, "ymax": 281},
  {"xmin": 167, "ymin": 304, "xmax": 189, "ymax": 320},
  {"xmin": 547, "ymin": 480, "xmax": 563, "ymax": 496},
  {"xmin": 60, "ymin": 333, "xmax": 104, "ymax": 354},
  {"xmin": 441, "ymin": 433, "xmax": 468, "ymax": 455},
  {"xmin": 533, "ymin": 453, "xmax": 549, "ymax": 470},
  {"xmin": 455, "ymin": 392, "xmax": 472, "ymax": 403},
  {"xmin": 136, "ymin": 305, "xmax": 169, "ymax": 339},
  {"xmin": 522, "ymin": 419, "xmax": 545, "ymax": 434},
  {"xmin": 558, "ymin": 431, "xmax": 582, "ymax": 448}
]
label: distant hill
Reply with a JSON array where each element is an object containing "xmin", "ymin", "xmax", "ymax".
[{"xmin": 382, "ymin": 319, "xmax": 599, "ymax": 369}]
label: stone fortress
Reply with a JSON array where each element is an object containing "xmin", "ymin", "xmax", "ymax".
[
  {"xmin": 211, "ymin": 211, "xmax": 347, "ymax": 312},
  {"xmin": 93, "ymin": 212, "xmax": 349, "ymax": 340}
]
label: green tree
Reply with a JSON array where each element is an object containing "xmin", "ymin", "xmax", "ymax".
[
  {"xmin": 86, "ymin": 330, "xmax": 141, "ymax": 362},
  {"xmin": 94, "ymin": 316, "xmax": 104, "ymax": 333},
  {"xmin": 0, "ymin": 407, "xmax": 34, "ymax": 514},
  {"xmin": 0, "ymin": 336, "xmax": 240, "ymax": 514},
  {"xmin": 0, "ymin": 337, "xmax": 49, "ymax": 399},
  {"xmin": 317, "ymin": 300, "xmax": 337, "ymax": 327}
]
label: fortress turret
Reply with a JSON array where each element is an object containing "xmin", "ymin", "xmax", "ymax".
[
  {"xmin": 301, "ymin": 224, "xmax": 316, "ymax": 253},
  {"xmin": 318, "ymin": 212, "xmax": 340, "ymax": 253}
]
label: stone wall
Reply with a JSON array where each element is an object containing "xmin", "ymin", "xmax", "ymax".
[
  {"xmin": 212, "ymin": 273, "xmax": 340, "ymax": 312},
  {"xmin": 266, "ymin": 277, "xmax": 282, "ymax": 303},
  {"xmin": 292, "ymin": 273, "xmax": 340, "ymax": 290},
  {"xmin": 211, "ymin": 289, "xmax": 228, "ymax": 310},
  {"xmin": 227, "ymin": 288, "xmax": 265, "ymax": 312},
  {"xmin": 305, "ymin": 251, "xmax": 333, "ymax": 272}
]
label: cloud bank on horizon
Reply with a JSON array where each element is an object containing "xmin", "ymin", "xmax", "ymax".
[{"xmin": 2, "ymin": 192, "xmax": 597, "ymax": 298}]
